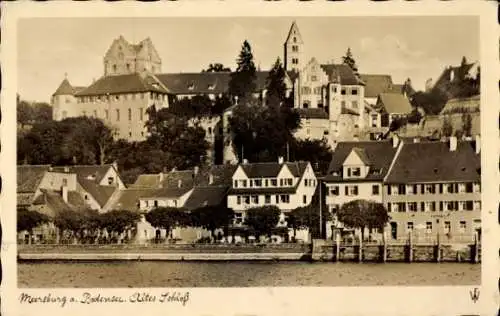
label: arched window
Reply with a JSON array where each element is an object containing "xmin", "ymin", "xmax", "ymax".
[
  {"xmin": 113, "ymin": 64, "xmax": 117, "ymax": 73},
  {"xmin": 208, "ymin": 127, "xmax": 212, "ymax": 135}
]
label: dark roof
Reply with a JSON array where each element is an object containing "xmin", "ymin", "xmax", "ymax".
[
  {"xmin": 17, "ymin": 165, "xmax": 50, "ymax": 193},
  {"xmin": 239, "ymin": 161, "xmax": 308, "ymax": 178},
  {"xmin": 53, "ymin": 79, "xmax": 78, "ymax": 96},
  {"xmin": 324, "ymin": 141, "xmax": 398, "ymax": 181},
  {"xmin": 360, "ymin": 74, "xmax": 394, "ymax": 98},
  {"xmin": 78, "ymin": 178, "xmax": 117, "ymax": 207},
  {"xmin": 156, "ymin": 72, "xmax": 231, "ymax": 95},
  {"xmin": 131, "ymin": 174, "xmax": 161, "ymax": 188},
  {"xmin": 111, "ymin": 188, "xmax": 155, "ymax": 211},
  {"xmin": 435, "ymin": 63, "xmax": 476, "ymax": 88},
  {"xmin": 18, "ymin": 193, "xmax": 36, "ymax": 206},
  {"xmin": 183, "ymin": 186, "xmax": 228, "ymax": 211},
  {"xmin": 385, "ymin": 140, "xmax": 481, "ymax": 183},
  {"xmin": 206, "ymin": 164, "xmax": 238, "ymax": 186},
  {"xmin": 76, "ymin": 73, "xmax": 168, "ymax": 96},
  {"xmin": 377, "ymin": 93, "xmax": 413, "ymax": 114},
  {"xmin": 144, "ymin": 187, "xmax": 192, "ymax": 199},
  {"xmin": 50, "ymin": 165, "xmax": 114, "ymax": 183},
  {"xmin": 320, "ymin": 64, "xmax": 365, "ymax": 86},
  {"xmin": 341, "ymin": 107, "xmax": 360, "ymax": 116},
  {"xmin": 440, "ymin": 95, "xmax": 480, "ymax": 115},
  {"xmin": 32, "ymin": 189, "xmax": 75, "ymax": 217},
  {"xmin": 296, "ymin": 108, "xmax": 329, "ymax": 119}
]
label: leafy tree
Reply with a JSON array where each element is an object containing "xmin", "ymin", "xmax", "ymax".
[
  {"xmin": 337, "ymin": 200, "xmax": 389, "ymax": 240},
  {"xmin": 32, "ymin": 102, "xmax": 53, "ymax": 122},
  {"xmin": 145, "ymin": 207, "xmax": 190, "ymax": 241},
  {"xmin": 17, "ymin": 208, "xmax": 49, "ymax": 244},
  {"xmin": 441, "ymin": 116, "xmax": 453, "ymax": 137},
  {"xmin": 17, "ymin": 98, "xmax": 34, "ymax": 128},
  {"xmin": 244, "ymin": 206, "xmax": 281, "ymax": 240},
  {"xmin": 53, "ymin": 209, "xmax": 83, "ymax": 243},
  {"xmin": 407, "ymin": 109, "xmax": 423, "ymax": 124},
  {"xmin": 190, "ymin": 206, "xmax": 234, "ymax": 242},
  {"xmin": 289, "ymin": 139, "xmax": 332, "ymax": 175},
  {"xmin": 228, "ymin": 40, "xmax": 257, "ymax": 100},
  {"xmin": 265, "ymin": 58, "xmax": 287, "ymax": 107},
  {"xmin": 100, "ymin": 210, "xmax": 141, "ymax": 242},
  {"xmin": 342, "ymin": 47, "xmax": 359, "ymax": 74},
  {"xmin": 203, "ymin": 63, "xmax": 231, "ymax": 72},
  {"xmin": 212, "ymin": 94, "xmax": 233, "ymax": 115},
  {"xmin": 462, "ymin": 113, "xmax": 473, "ymax": 137},
  {"xmin": 410, "ymin": 89, "xmax": 448, "ymax": 115}
]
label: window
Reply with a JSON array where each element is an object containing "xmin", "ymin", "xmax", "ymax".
[
  {"xmin": 293, "ymin": 37, "xmax": 297, "ymax": 43},
  {"xmin": 345, "ymin": 185, "xmax": 358, "ymax": 196},
  {"xmin": 234, "ymin": 212, "xmax": 243, "ymax": 225},
  {"xmin": 351, "ymin": 88, "xmax": 358, "ymax": 95},
  {"xmin": 113, "ymin": 64, "xmax": 117, "ymax": 73},
  {"xmin": 84, "ymin": 195, "xmax": 89, "ymax": 200},
  {"xmin": 234, "ymin": 180, "xmax": 238, "ymax": 188},
  {"xmin": 408, "ymin": 202, "xmax": 418, "ymax": 212},
  {"xmin": 116, "ymin": 109, "xmax": 120, "ymax": 121},
  {"xmin": 128, "ymin": 131, "xmax": 132, "ymax": 138},
  {"xmin": 407, "ymin": 222, "xmax": 414, "ymax": 232},
  {"xmin": 107, "ymin": 177, "xmax": 114, "ymax": 185},
  {"xmin": 62, "ymin": 178, "xmax": 68, "ymax": 186},
  {"xmin": 397, "ymin": 202, "xmax": 406, "ymax": 212},
  {"xmin": 287, "ymin": 179, "xmax": 293, "ymax": 186},
  {"xmin": 459, "ymin": 221, "xmax": 466, "ymax": 233},
  {"xmin": 271, "ymin": 179, "xmax": 277, "ymax": 186},
  {"xmin": 465, "ymin": 201, "xmax": 474, "ymax": 211},
  {"xmin": 351, "ymin": 168, "xmax": 361, "ymax": 177},
  {"xmin": 387, "ymin": 185, "xmax": 392, "ymax": 195},
  {"xmin": 330, "ymin": 186, "xmax": 339, "ymax": 196},
  {"xmin": 265, "ymin": 195, "xmax": 271, "ymax": 204},
  {"xmin": 426, "ymin": 222, "xmax": 432, "ymax": 234},
  {"xmin": 305, "ymin": 179, "xmax": 309, "ymax": 186},
  {"xmin": 465, "ymin": 183, "xmax": 473, "ymax": 193},
  {"xmin": 254, "ymin": 179, "xmax": 262, "ymax": 187},
  {"xmin": 236, "ymin": 196, "xmax": 241, "ymax": 205},
  {"xmin": 126, "ymin": 63, "xmax": 130, "ymax": 71},
  {"xmin": 265, "ymin": 179, "xmax": 269, "ymax": 187},
  {"xmin": 341, "ymin": 88, "xmax": 346, "ymax": 95},
  {"xmin": 154, "ymin": 200, "xmax": 158, "ymax": 207},
  {"xmin": 275, "ymin": 195, "xmax": 279, "ymax": 203},
  {"xmin": 425, "ymin": 184, "xmax": 435, "ymax": 194},
  {"xmin": 292, "ymin": 45, "xmax": 298, "ymax": 52},
  {"xmin": 139, "ymin": 108, "xmax": 144, "ymax": 121},
  {"xmin": 251, "ymin": 195, "xmax": 259, "ymax": 204},
  {"xmin": 128, "ymin": 108, "xmax": 132, "ymax": 121},
  {"xmin": 311, "ymin": 75, "xmax": 317, "ymax": 82},
  {"xmin": 280, "ymin": 195, "xmax": 290, "ymax": 203},
  {"xmin": 372, "ymin": 185, "xmax": 379, "ymax": 195},
  {"xmin": 303, "ymin": 195, "xmax": 307, "ymax": 204},
  {"xmin": 341, "ymin": 101, "xmax": 346, "ymax": 108},
  {"xmin": 387, "ymin": 203, "xmax": 392, "ymax": 212},
  {"xmin": 93, "ymin": 110, "xmax": 97, "ymax": 117},
  {"xmin": 244, "ymin": 196, "xmax": 250, "ymax": 205},
  {"xmin": 398, "ymin": 184, "xmax": 406, "ymax": 195},
  {"xmin": 82, "ymin": 111, "xmax": 87, "ymax": 117},
  {"xmin": 280, "ymin": 179, "xmax": 284, "ymax": 186},
  {"xmin": 444, "ymin": 221, "xmax": 451, "ymax": 234}
]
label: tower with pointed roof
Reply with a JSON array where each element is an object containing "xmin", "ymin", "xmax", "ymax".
[
  {"xmin": 103, "ymin": 36, "xmax": 162, "ymax": 76},
  {"xmin": 283, "ymin": 21, "xmax": 304, "ymax": 73},
  {"xmin": 51, "ymin": 77, "xmax": 82, "ymax": 121}
]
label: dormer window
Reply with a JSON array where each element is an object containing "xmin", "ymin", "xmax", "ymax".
[
  {"xmin": 208, "ymin": 84, "xmax": 215, "ymax": 90},
  {"xmin": 188, "ymin": 82, "xmax": 195, "ymax": 90},
  {"xmin": 347, "ymin": 167, "xmax": 361, "ymax": 177}
]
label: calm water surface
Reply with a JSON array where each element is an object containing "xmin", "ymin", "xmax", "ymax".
[{"xmin": 18, "ymin": 261, "xmax": 480, "ymax": 287}]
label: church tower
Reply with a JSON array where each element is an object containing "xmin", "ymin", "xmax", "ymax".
[{"xmin": 284, "ymin": 21, "xmax": 304, "ymax": 73}]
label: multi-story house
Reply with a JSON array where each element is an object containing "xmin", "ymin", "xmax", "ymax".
[
  {"xmin": 383, "ymin": 136, "xmax": 481, "ymax": 243},
  {"xmin": 226, "ymin": 158, "xmax": 317, "ymax": 242},
  {"xmin": 323, "ymin": 138, "xmax": 400, "ymax": 239}
]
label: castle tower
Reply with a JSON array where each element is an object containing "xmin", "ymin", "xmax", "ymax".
[
  {"xmin": 284, "ymin": 21, "xmax": 304, "ymax": 73},
  {"xmin": 52, "ymin": 76, "xmax": 77, "ymax": 121},
  {"xmin": 103, "ymin": 36, "xmax": 162, "ymax": 76}
]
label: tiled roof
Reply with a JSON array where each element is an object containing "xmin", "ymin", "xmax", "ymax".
[
  {"xmin": 183, "ymin": 186, "xmax": 228, "ymax": 211},
  {"xmin": 131, "ymin": 174, "xmax": 161, "ymax": 188},
  {"xmin": 75, "ymin": 73, "xmax": 168, "ymax": 96},
  {"xmin": 239, "ymin": 161, "xmax": 306, "ymax": 179},
  {"xmin": 53, "ymin": 79, "xmax": 78, "ymax": 96},
  {"xmin": 440, "ymin": 95, "xmax": 480, "ymax": 115},
  {"xmin": 17, "ymin": 165, "xmax": 50, "ymax": 193},
  {"xmin": 296, "ymin": 108, "xmax": 329, "ymax": 119},
  {"xmin": 50, "ymin": 165, "xmax": 113, "ymax": 183},
  {"xmin": 206, "ymin": 164, "xmax": 238, "ymax": 186},
  {"xmin": 377, "ymin": 93, "xmax": 413, "ymax": 114},
  {"xmin": 156, "ymin": 72, "xmax": 231, "ymax": 95},
  {"xmin": 360, "ymin": 74, "xmax": 394, "ymax": 98},
  {"xmin": 385, "ymin": 140, "xmax": 480, "ymax": 183},
  {"xmin": 324, "ymin": 141, "xmax": 398, "ymax": 181},
  {"xmin": 320, "ymin": 64, "xmax": 365, "ymax": 86},
  {"xmin": 18, "ymin": 193, "xmax": 36, "ymax": 206},
  {"xmin": 111, "ymin": 188, "xmax": 155, "ymax": 211},
  {"xmin": 33, "ymin": 189, "xmax": 77, "ymax": 217},
  {"xmin": 435, "ymin": 63, "xmax": 476, "ymax": 88},
  {"xmin": 143, "ymin": 187, "xmax": 192, "ymax": 199},
  {"xmin": 78, "ymin": 178, "xmax": 117, "ymax": 207},
  {"xmin": 285, "ymin": 161, "xmax": 309, "ymax": 178},
  {"xmin": 228, "ymin": 187, "xmax": 297, "ymax": 195}
]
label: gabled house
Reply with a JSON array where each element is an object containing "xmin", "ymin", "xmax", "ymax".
[{"xmin": 323, "ymin": 138, "xmax": 401, "ymax": 238}]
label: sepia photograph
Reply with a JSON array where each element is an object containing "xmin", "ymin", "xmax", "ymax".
[
  {"xmin": 2, "ymin": 1, "xmax": 499, "ymax": 315},
  {"xmin": 14, "ymin": 15, "xmax": 484, "ymax": 288}
]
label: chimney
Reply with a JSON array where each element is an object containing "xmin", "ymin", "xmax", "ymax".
[
  {"xmin": 61, "ymin": 186, "xmax": 68, "ymax": 203},
  {"xmin": 449, "ymin": 136, "xmax": 457, "ymax": 151},
  {"xmin": 278, "ymin": 156, "xmax": 284, "ymax": 164},
  {"xmin": 475, "ymin": 135, "xmax": 481, "ymax": 154},
  {"xmin": 178, "ymin": 179, "xmax": 182, "ymax": 188},
  {"xmin": 392, "ymin": 135, "xmax": 399, "ymax": 148}
]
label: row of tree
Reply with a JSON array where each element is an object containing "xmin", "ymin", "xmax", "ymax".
[{"xmin": 18, "ymin": 198, "xmax": 390, "ymax": 244}]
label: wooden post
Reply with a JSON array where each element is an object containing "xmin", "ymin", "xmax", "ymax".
[
  {"xmin": 436, "ymin": 232, "xmax": 441, "ymax": 262},
  {"xmin": 408, "ymin": 232, "xmax": 413, "ymax": 262},
  {"xmin": 382, "ymin": 229, "xmax": 387, "ymax": 263},
  {"xmin": 335, "ymin": 231, "xmax": 341, "ymax": 262},
  {"xmin": 473, "ymin": 231, "xmax": 479, "ymax": 263},
  {"xmin": 358, "ymin": 229, "xmax": 363, "ymax": 263}
]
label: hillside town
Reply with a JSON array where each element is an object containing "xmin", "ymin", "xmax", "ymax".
[{"xmin": 17, "ymin": 21, "xmax": 481, "ymax": 248}]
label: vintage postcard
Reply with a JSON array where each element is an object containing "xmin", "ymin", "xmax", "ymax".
[{"xmin": 1, "ymin": 1, "xmax": 498, "ymax": 315}]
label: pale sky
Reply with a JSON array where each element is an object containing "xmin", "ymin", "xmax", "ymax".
[{"xmin": 18, "ymin": 16, "xmax": 479, "ymax": 103}]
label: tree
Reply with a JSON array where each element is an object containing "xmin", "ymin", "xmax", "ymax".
[
  {"xmin": 265, "ymin": 58, "xmax": 287, "ymax": 107},
  {"xmin": 53, "ymin": 209, "xmax": 83, "ymax": 243},
  {"xmin": 244, "ymin": 206, "xmax": 281, "ymax": 240},
  {"xmin": 100, "ymin": 210, "xmax": 141, "ymax": 243},
  {"xmin": 17, "ymin": 98, "xmax": 34, "ymax": 128},
  {"xmin": 342, "ymin": 47, "xmax": 359, "ymax": 74},
  {"xmin": 337, "ymin": 200, "xmax": 390, "ymax": 240},
  {"xmin": 289, "ymin": 139, "xmax": 332, "ymax": 175},
  {"xmin": 32, "ymin": 102, "xmax": 53, "ymax": 123},
  {"xmin": 462, "ymin": 113, "xmax": 473, "ymax": 137},
  {"xmin": 190, "ymin": 206, "xmax": 234, "ymax": 242},
  {"xmin": 407, "ymin": 109, "xmax": 423, "ymax": 124},
  {"xmin": 17, "ymin": 208, "xmax": 49, "ymax": 244},
  {"xmin": 145, "ymin": 207, "xmax": 190, "ymax": 241},
  {"xmin": 441, "ymin": 116, "xmax": 453, "ymax": 138},
  {"xmin": 203, "ymin": 63, "xmax": 231, "ymax": 72},
  {"xmin": 228, "ymin": 40, "xmax": 257, "ymax": 100}
]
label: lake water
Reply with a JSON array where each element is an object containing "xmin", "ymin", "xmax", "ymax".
[{"xmin": 18, "ymin": 261, "xmax": 480, "ymax": 287}]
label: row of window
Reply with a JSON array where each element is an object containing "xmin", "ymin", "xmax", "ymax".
[
  {"xmin": 79, "ymin": 107, "xmax": 145, "ymax": 122},
  {"xmin": 406, "ymin": 221, "xmax": 468, "ymax": 234},
  {"xmin": 386, "ymin": 183, "xmax": 480, "ymax": 195},
  {"xmin": 331, "ymin": 86, "xmax": 358, "ymax": 96},
  {"xmin": 76, "ymin": 92, "xmax": 165, "ymax": 104},
  {"xmin": 142, "ymin": 199, "xmax": 178, "ymax": 208},
  {"xmin": 328, "ymin": 184, "xmax": 380, "ymax": 196},
  {"xmin": 388, "ymin": 201, "xmax": 480, "ymax": 213},
  {"xmin": 233, "ymin": 178, "xmax": 294, "ymax": 188},
  {"xmin": 235, "ymin": 194, "xmax": 305, "ymax": 205}
]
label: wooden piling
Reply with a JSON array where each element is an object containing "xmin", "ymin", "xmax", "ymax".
[
  {"xmin": 436, "ymin": 232, "xmax": 441, "ymax": 262},
  {"xmin": 358, "ymin": 229, "xmax": 363, "ymax": 263},
  {"xmin": 382, "ymin": 230, "xmax": 387, "ymax": 263},
  {"xmin": 407, "ymin": 232, "xmax": 413, "ymax": 262},
  {"xmin": 473, "ymin": 231, "xmax": 479, "ymax": 263}
]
